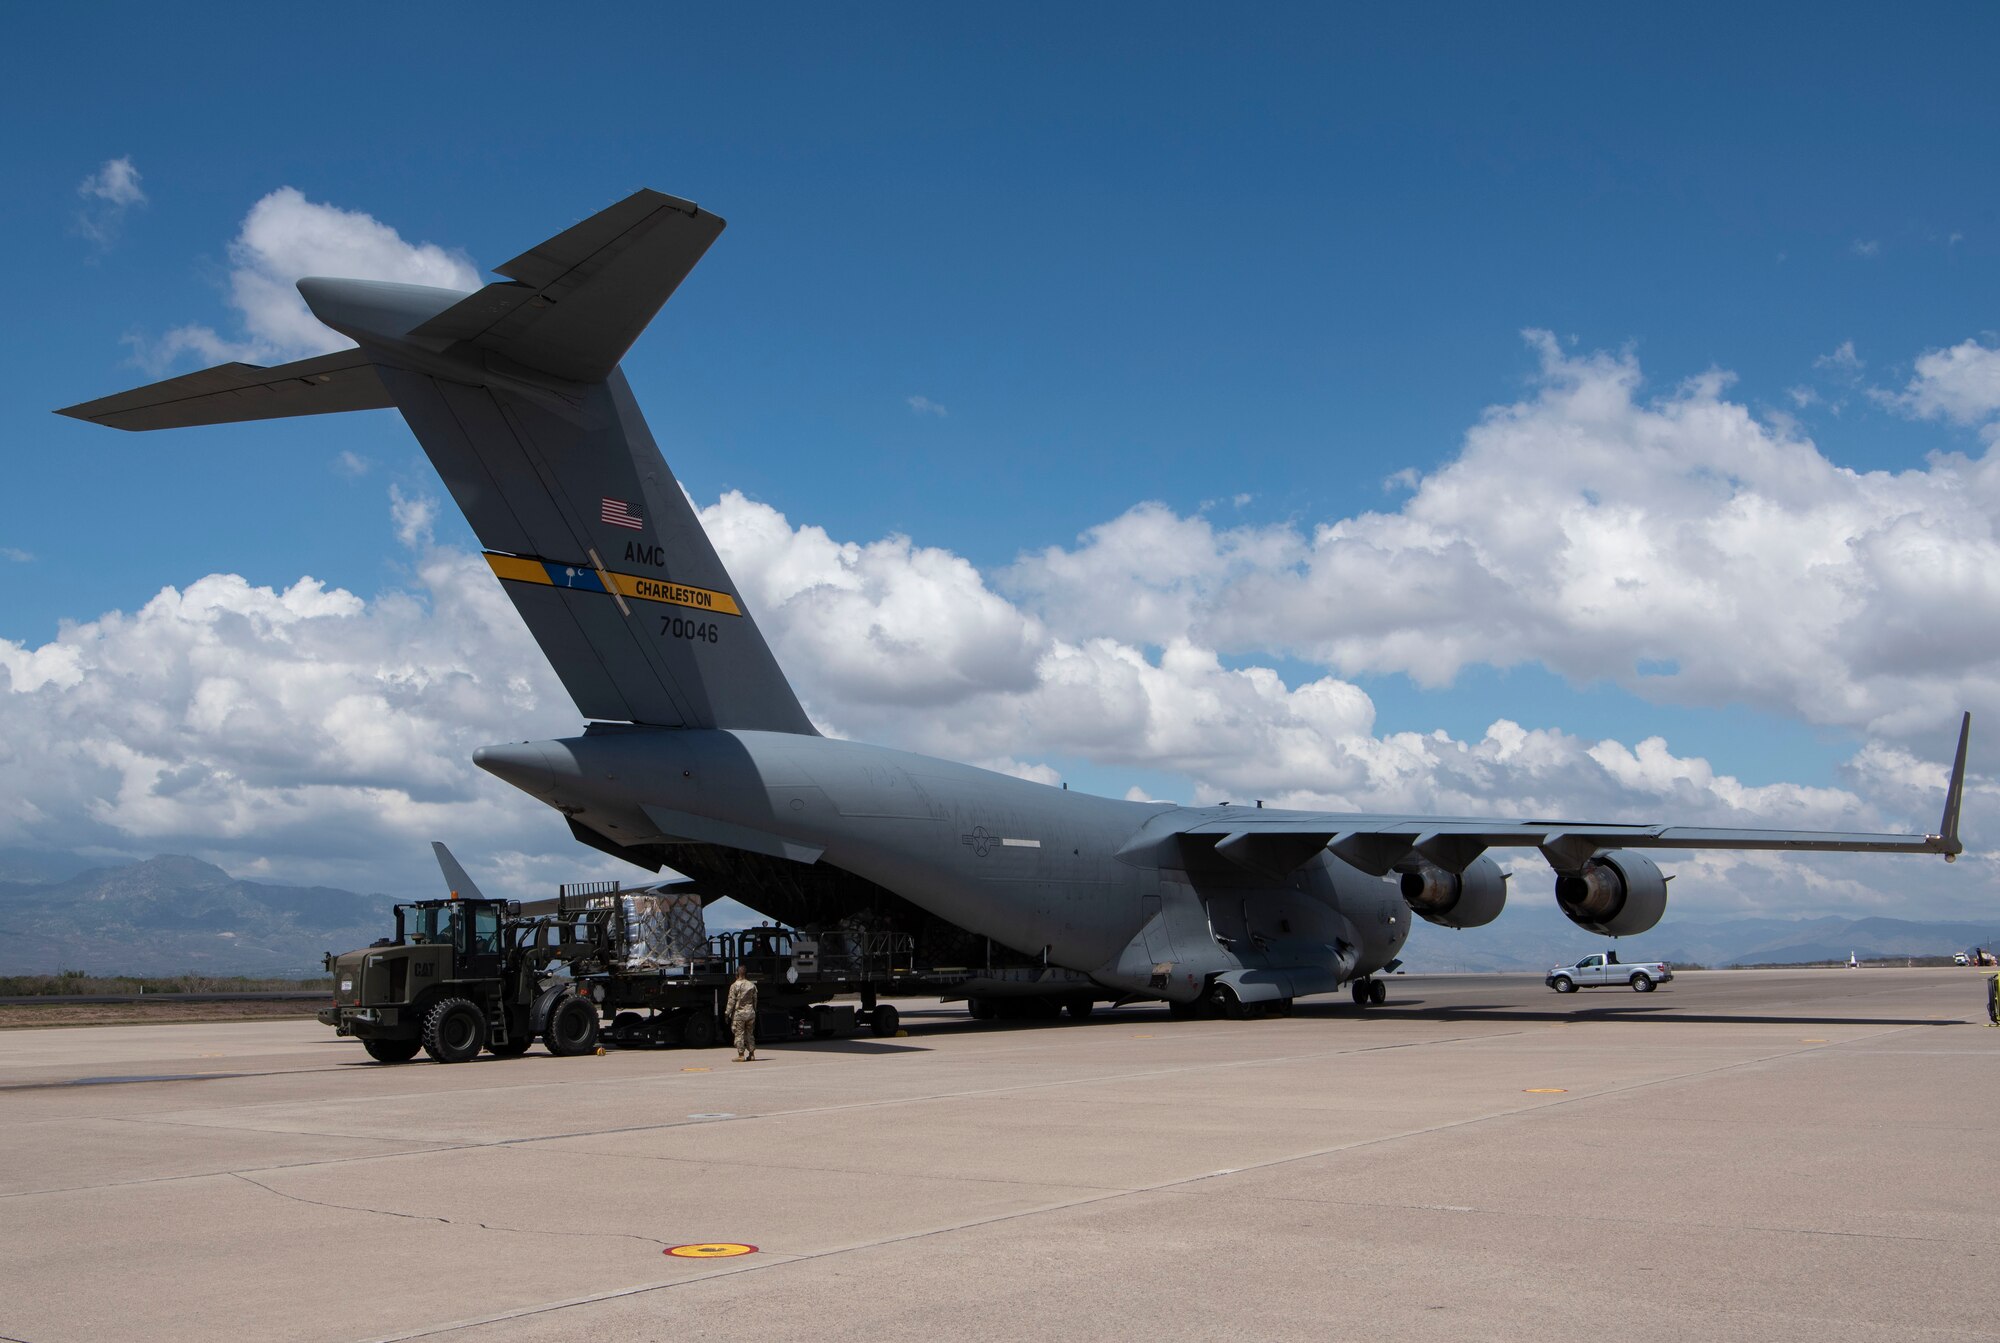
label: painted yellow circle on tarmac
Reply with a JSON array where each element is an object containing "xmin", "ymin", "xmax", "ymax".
[
  {"xmin": 666, "ymin": 1243, "xmax": 757, "ymax": 1259},
  {"xmin": 1523, "ymin": 1088, "xmax": 1568, "ymax": 1094}
]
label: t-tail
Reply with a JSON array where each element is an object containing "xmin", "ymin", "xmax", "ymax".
[{"xmin": 58, "ymin": 190, "xmax": 815, "ymax": 736}]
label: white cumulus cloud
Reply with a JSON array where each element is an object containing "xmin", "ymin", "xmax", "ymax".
[
  {"xmin": 1883, "ymin": 338, "xmax": 2000, "ymax": 434},
  {"xmin": 75, "ymin": 156, "xmax": 146, "ymax": 246},
  {"xmin": 134, "ymin": 187, "xmax": 480, "ymax": 373},
  {"xmin": 1012, "ymin": 331, "xmax": 2000, "ymax": 751}
]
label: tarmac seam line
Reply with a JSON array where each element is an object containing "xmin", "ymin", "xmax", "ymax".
[
  {"xmin": 553, "ymin": 1143, "xmax": 1134, "ymax": 1194},
  {"xmin": 0, "ymin": 1030, "xmax": 1514, "ymax": 1202},
  {"xmin": 1210, "ymin": 1190, "xmax": 1963, "ymax": 1245},
  {"xmin": 229, "ymin": 1172, "xmax": 683, "ymax": 1250},
  {"xmin": 43, "ymin": 1028, "xmax": 1521, "ymax": 1186}
]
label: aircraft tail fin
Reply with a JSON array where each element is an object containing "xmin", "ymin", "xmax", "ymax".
[
  {"xmin": 1940, "ymin": 711, "xmax": 1971, "ymax": 858},
  {"xmin": 56, "ymin": 190, "xmax": 816, "ymax": 736},
  {"xmin": 431, "ymin": 842, "xmax": 488, "ymax": 901}
]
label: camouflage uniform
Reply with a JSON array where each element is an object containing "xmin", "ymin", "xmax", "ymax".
[{"xmin": 726, "ymin": 976, "xmax": 758, "ymax": 1059}]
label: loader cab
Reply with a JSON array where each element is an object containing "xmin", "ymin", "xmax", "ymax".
[{"xmin": 394, "ymin": 898, "xmax": 507, "ymax": 980}]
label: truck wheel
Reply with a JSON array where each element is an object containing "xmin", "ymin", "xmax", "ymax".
[
  {"xmin": 422, "ymin": 998, "xmax": 486, "ymax": 1063},
  {"xmin": 680, "ymin": 1010, "xmax": 719, "ymax": 1049},
  {"xmin": 871, "ymin": 1004, "xmax": 900, "ymax": 1037},
  {"xmin": 362, "ymin": 1036, "xmax": 421, "ymax": 1064},
  {"xmin": 1552, "ymin": 976, "xmax": 1578, "ymax": 994},
  {"xmin": 544, "ymin": 995, "xmax": 601, "ymax": 1056},
  {"xmin": 1632, "ymin": 974, "xmax": 1656, "ymax": 993}
]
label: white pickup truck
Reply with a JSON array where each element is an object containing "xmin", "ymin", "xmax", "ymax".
[{"xmin": 1546, "ymin": 953, "xmax": 1672, "ymax": 993}]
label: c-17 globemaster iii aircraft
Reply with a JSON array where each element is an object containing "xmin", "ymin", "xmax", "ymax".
[{"xmin": 59, "ymin": 189, "xmax": 1971, "ymax": 1016}]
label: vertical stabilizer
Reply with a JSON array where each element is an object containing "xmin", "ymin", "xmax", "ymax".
[
  {"xmin": 57, "ymin": 190, "xmax": 817, "ymax": 736},
  {"xmin": 431, "ymin": 842, "xmax": 487, "ymax": 901}
]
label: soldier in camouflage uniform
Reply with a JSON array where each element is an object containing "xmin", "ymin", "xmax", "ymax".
[{"xmin": 727, "ymin": 965, "xmax": 759, "ymax": 1061}]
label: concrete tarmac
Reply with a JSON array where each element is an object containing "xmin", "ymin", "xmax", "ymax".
[{"xmin": 2, "ymin": 969, "xmax": 1995, "ymax": 1342}]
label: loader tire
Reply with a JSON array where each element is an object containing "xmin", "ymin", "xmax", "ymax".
[
  {"xmin": 544, "ymin": 994, "xmax": 601, "ymax": 1057},
  {"xmin": 422, "ymin": 998, "xmax": 486, "ymax": 1064}
]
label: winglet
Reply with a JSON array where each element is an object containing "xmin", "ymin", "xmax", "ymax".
[
  {"xmin": 431, "ymin": 841, "xmax": 488, "ymax": 901},
  {"xmin": 1939, "ymin": 712, "xmax": 1971, "ymax": 860}
]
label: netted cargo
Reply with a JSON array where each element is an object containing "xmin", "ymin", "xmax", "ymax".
[{"xmin": 612, "ymin": 890, "xmax": 706, "ymax": 969}]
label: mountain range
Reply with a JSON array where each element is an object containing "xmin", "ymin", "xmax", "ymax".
[
  {"xmin": 0, "ymin": 853, "xmax": 401, "ymax": 976},
  {"xmin": 0, "ymin": 851, "xmax": 1992, "ymax": 976}
]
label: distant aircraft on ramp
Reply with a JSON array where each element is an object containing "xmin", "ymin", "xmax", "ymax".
[{"xmin": 57, "ymin": 190, "xmax": 1971, "ymax": 1015}]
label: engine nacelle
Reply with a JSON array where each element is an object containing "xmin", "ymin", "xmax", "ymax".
[
  {"xmin": 1554, "ymin": 850, "xmax": 1668, "ymax": 937},
  {"xmin": 1400, "ymin": 854, "xmax": 1507, "ymax": 929}
]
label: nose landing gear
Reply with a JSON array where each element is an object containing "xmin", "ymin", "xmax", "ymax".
[{"xmin": 1350, "ymin": 977, "xmax": 1387, "ymax": 1008}]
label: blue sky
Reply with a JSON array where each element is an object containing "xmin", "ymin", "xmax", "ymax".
[{"xmin": 4, "ymin": 4, "xmax": 1999, "ymax": 915}]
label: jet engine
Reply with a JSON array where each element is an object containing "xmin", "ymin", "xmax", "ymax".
[
  {"xmin": 1399, "ymin": 854, "xmax": 1507, "ymax": 929},
  {"xmin": 1554, "ymin": 850, "xmax": 1668, "ymax": 936}
]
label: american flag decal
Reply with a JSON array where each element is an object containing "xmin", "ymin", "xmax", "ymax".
[{"xmin": 600, "ymin": 497, "xmax": 645, "ymax": 530}]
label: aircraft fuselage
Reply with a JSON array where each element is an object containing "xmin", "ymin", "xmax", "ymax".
[{"xmin": 475, "ymin": 729, "xmax": 1412, "ymax": 1004}]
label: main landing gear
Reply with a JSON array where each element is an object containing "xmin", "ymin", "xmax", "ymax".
[{"xmin": 1350, "ymin": 977, "xmax": 1387, "ymax": 1008}]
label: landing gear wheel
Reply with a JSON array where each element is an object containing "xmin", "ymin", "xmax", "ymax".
[
  {"xmin": 967, "ymin": 997, "xmax": 996, "ymax": 1020},
  {"xmin": 1208, "ymin": 983, "xmax": 1249, "ymax": 1020},
  {"xmin": 422, "ymin": 997, "xmax": 486, "ymax": 1064},
  {"xmin": 1167, "ymin": 998, "xmax": 1202, "ymax": 1019},
  {"xmin": 1063, "ymin": 997, "xmax": 1095, "ymax": 1020},
  {"xmin": 1351, "ymin": 979, "xmax": 1373, "ymax": 1009},
  {"xmin": 1368, "ymin": 979, "xmax": 1387, "ymax": 1006},
  {"xmin": 870, "ymin": 1004, "xmax": 900, "ymax": 1037},
  {"xmin": 362, "ymin": 1036, "xmax": 421, "ymax": 1063},
  {"xmin": 544, "ymin": 995, "xmax": 601, "ymax": 1056},
  {"xmin": 1632, "ymin": 975, "xmax": 1656, "ymax": 993},
  {"xmin": 680, "ymin": 1009, "xmax": 719, "ymax": 1050}
]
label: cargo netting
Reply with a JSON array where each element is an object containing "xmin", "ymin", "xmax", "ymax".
[{"xmin": 611, "ymin": 890, "xmax": 707, "ymax": 969}]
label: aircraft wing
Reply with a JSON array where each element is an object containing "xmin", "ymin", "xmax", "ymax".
[{"xmin": 1148, "ymin": 712, "xmax": 1971, "ymax": 877}]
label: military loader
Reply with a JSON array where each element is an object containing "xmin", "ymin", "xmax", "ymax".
[
  {"xmin": 322, "ymin": 892, "xmax": 610, "ymax": 1063},
  {"xmin": 323, "ymin": 886, "xmax": 913, "ymax": 1061}
]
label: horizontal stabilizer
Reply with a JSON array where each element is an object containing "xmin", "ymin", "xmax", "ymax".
[
  {"xmin": 408, "ymin": 189, "xmax": 724, "ymax": 383},
  {"xmin": 55, "ymin": 350, "xmax": 390, "ymax": 431}
]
